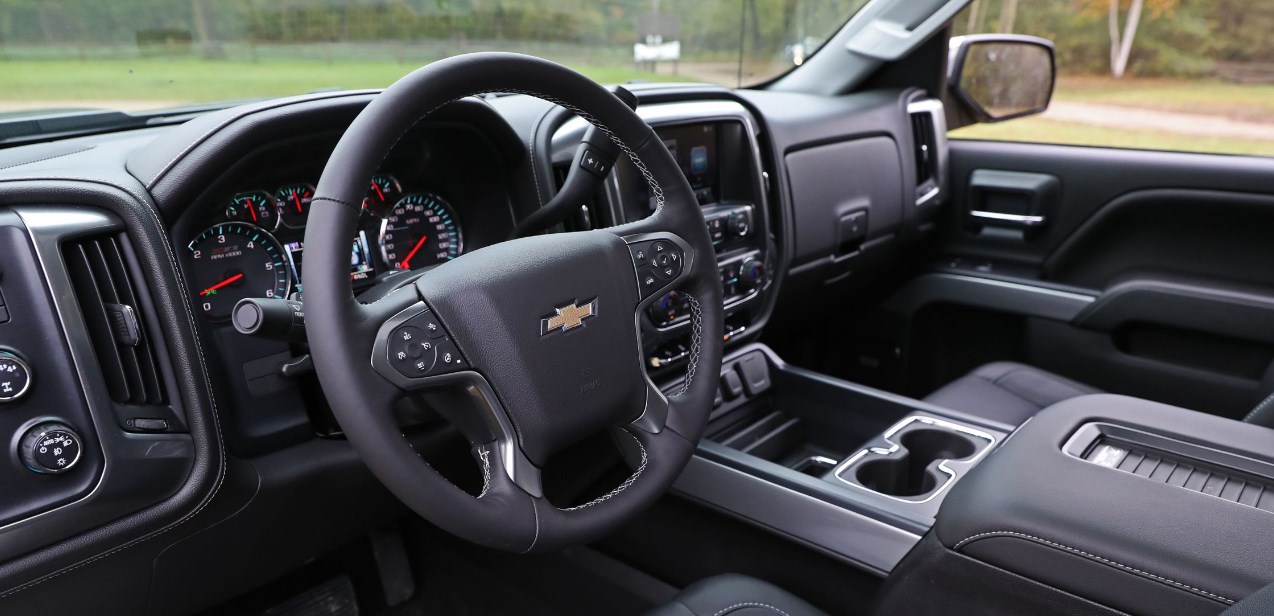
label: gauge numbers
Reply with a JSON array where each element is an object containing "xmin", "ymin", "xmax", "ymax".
[
  {"xmin": 188, "ymin": 223, "xmax": 292, "ymax": 320},
  {"xmin": 378, "ymin": 193, "xmax": 463, "ymax": 270}
]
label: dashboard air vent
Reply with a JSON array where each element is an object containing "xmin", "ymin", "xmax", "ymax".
[
  {"xmin": 907, "ymin": 99, "xmax": 946, "ymax": 207},
  {"xmin": 63, "ymin": 234, "xmax": 167, "ymax": 405}
]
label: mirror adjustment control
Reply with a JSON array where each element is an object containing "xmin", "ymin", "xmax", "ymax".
[
  {"xmin": 19, "ymin": 422, "xmax": 82, "ymax": 474},
  {"xmin": 0, "ymin": 351, "xmax": 32, "ymax": 403}
]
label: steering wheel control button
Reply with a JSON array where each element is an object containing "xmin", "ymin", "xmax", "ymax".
[
  {"xmin": 386, "ymin": 311, "xmax": 467, "ymax": 378},
  {"xmin": 579, "ymin": 148, "xmax": 611, "ymax": 177},
  {"xmin": 631, "ymin": 246, "xmax": 650, "ymax": 267},
  {"xmin": 20, "ymin": 423, "xmax": 82, "ymax": 474},
  {"xmin": 418, "ymin": 314, "xmax": 446, "ymax": 339},
  {"xmin": 629, "ymin": 239, "xmax": 685, "ymax": 298},
  {"xmin": 432, "ymin": 341, "xmax": 466, "ymax": 373},
  {"xmin": 0, "ymin": 351, "xmax": 32, "ymax": 403}
]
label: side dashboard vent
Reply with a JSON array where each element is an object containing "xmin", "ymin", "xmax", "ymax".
[
  {"xmin": 63, "ymin": 234, "xmax": 167, "ymax": 406},
  {"xmin": 908, "ymin": 99, "xmax": 946, "ymax": 207}
]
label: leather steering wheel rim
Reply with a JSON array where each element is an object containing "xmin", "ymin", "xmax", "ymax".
[{"xmin": 303, "ymin": 52, "xmax": 724, "ymax": 552}]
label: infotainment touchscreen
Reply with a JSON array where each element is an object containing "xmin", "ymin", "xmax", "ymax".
[{"xmin": 657, "ymin": 123, "xmax": 719, "ymax": 206}]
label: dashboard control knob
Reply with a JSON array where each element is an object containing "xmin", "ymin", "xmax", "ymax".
[
  {"xmin": 728, "ymin": 211, "xmax": 751, "ymax": 238},
  {"xmin": 738, "ymin": 258, "xmax": 766, "ymax": 291},
  {"xmin": 19, "ymin": 422, "xmax": 83, "ymax": 474},
  {"xmin": 0, "ymin": 351, "xmax": 32, "ymax": 403}
]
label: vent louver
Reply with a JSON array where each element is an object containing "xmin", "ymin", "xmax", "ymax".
[{"xmin": 63, "ymin": 234, "xmax": 167, "ymax": 405}]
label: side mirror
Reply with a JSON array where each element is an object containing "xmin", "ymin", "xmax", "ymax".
[{"xmin": 948, "ymin": 34, "xmax": 1055, "ymax": 123}]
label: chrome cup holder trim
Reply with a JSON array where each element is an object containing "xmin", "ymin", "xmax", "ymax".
[{"xmin": 833, "ymin": 415, "xmax": 996, "ymax": 504}]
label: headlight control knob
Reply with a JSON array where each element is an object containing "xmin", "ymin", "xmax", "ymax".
[{"xmin": 19, "ymin": 422, "xmax": 83, "ymax": 474}]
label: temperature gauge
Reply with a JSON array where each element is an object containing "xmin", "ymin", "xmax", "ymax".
[{"xmin": 275, "ymin": 183, "xmax": 315, "ymax": 229}]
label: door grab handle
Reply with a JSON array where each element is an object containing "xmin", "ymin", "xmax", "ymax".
[{"xmin": 969, "ymin": 210, "xmax": 1046, "ymax": 228}]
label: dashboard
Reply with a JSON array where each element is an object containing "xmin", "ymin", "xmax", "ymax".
[
  {"xmin": 0, "ymin": 79, "xmax": 936, "ymax": 614},
  {"xmin": 176, "ymin": 123, "xmax": 515, "ymax": 323}
]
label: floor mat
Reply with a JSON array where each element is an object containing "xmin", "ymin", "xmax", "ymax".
[{"xmin": 263, "ymin": 575, "xmax": 360, "ymax": 616}]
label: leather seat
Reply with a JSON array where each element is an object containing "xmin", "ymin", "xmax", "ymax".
[
  {"xmin": 923, "ymin": 361, "xmax": 1101, "ymax": 426},
  {"xmin": 645, "ymin": 574, "xmax": 828, "ymax": 616}
]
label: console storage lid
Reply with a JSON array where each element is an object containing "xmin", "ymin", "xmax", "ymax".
[{"xmin": 935, "ymin": 394, "xmax": 1274, "ymax": 616}]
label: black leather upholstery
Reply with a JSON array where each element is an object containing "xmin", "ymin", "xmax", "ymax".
[
  {"xmin": 1221, "ymin": 582, "xmax": 1274, "ymax": 616},
  {"xmin": 936, "ymin": 394, "xmax": 1274, "ymax": 616},
  {"xmin": 646, "ymin": 574, "xmax": 829, "ymax": 616},
  {"xmin": 923, "ymin": 361, "xmax": 1101, "ymax": 426}
]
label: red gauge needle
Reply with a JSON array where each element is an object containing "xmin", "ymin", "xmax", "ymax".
[
  {"xmin": 371, "ymin": 181, "xmax": 385, "ymax": 202},
  {"xmin": 399, "ymin": 236, "xmax": 428, "ymax": 270},
  {"xmin": 199, "ymin": 273, "xmax": 244, "ymax": 296},
  {"xmin": 248, "ymin": 203, "xmax": 258, "ymax": 222},
  {"xmin": 292, "ymin": 192, "xmax": 304, "ymax": 214}
]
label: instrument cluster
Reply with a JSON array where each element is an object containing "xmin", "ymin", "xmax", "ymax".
[{"xmin": 186, "ymin": 174, "xmax": 463, "ymax": 321}]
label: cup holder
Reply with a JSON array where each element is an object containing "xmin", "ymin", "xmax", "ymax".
[{"xmin": 841, "ymin": 420, "xmax": 991, "ymax": 500}]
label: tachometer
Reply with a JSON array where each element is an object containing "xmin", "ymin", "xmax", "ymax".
[
  {"xmin": 275, "ymin": 183, "xmax": 315, "ymax": 229},
  {"xmin": 379, "ymin": 193, "xmax": 463, "ymax": 270},
  {"xmin": 188, "ymin": 223, "xmax": 292, "ymax": 320},
  {"xmin": 363, "ymin": 174, "xmax": 403, "ymax": 218},
  {"xmin": 225, "ymin": 191, "xmax": 277, "ymax": 230}
]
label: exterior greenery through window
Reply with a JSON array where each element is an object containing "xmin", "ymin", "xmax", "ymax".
[
  {"xmin": 952, "ymin": 1, "xmax": 1274, "ymax": 156},
  {"xmin": 0, "ymin": 0, "xmax": 866, "ymax": 114}
]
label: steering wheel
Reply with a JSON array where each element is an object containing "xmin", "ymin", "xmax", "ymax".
[{"xmin": 303, "ymin": 53, "xmax": 724, "ymax": 552}]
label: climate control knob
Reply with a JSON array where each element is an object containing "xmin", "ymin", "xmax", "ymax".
[
  {"xmin": 19, "ymin": 422, "xmax": 83, "ymax": 474},
  {"xmin": 738, "ymin": 258, "xmax": 766, "ymax": 291}
]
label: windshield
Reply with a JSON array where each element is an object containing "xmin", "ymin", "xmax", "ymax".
[{"xmin": 0, "ymin": 0, "xmax": 868, "ymax": 115}]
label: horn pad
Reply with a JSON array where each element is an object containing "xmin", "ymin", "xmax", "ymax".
[{"xmin": 417, "ymin": 231, "xmax": 647, "ymax": 465}]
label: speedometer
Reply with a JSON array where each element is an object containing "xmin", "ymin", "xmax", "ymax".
[
  {"xmin": 378, "ymin": 193, "xmax": 463, "ymax": 270},
  {"xmin": 188, "ymin": 223, "xmax": 292, "ymax": 320}
]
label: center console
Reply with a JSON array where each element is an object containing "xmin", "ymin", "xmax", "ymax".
[
  {"xmin": 870, "ymin": 394, "xmax": 1274, "ymax": 616},
  {"xmin": 660, "ymin": 343, "xmax": 1011, "ymax": 574},
  {"xmin": 662, "ymin": 344, "xmax": 1274, "ymax": 615}
]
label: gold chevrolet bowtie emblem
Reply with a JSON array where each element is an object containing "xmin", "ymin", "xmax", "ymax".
[{"xmin": 541, "ymin": 299, "xmax": 598, "ymax": 335}]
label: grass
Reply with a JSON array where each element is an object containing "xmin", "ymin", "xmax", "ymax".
[
  {"xmin": 0, "ymin": 57, "xmax": 691, "ymax": 108},
  {"xmin": 1054, "ymin": 75, "xmax": 1274, "ymax": 123},
  {"xmin": 948, "ymin": 75, "xmax": 1274, "ymax": 157},
  {"xmin": 951, "ymin": 117, "xmax": 1274, "ymax": 157},
  {"xmin": 4, "ymin": 54, "xmax": 1274, "ymax": 158}
]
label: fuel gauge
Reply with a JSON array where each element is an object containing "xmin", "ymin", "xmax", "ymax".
[{"xmin": 225, "ymin": 191, "xmax": 278, "ymax": 230}]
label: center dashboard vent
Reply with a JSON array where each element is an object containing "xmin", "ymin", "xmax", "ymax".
[
  {"xmin": 63, "ymin": 233, "xmax": 167, "ymax": 406},
  {"xmin": 908, "ymin": 99, "xmax": 946, "ymax": 207}
]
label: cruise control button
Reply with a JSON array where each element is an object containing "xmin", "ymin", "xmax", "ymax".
[{"xmin": 431, "ymin": 341, "xmax": 466, "ymax": 373}]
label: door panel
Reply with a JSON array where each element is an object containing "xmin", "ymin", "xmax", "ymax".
[{"xmin": 905, "ymin": 139, "xmax": 1274, "ymax": 416}]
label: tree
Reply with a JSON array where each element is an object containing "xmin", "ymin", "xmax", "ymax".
[{"xmin": 1081, "ymin": 0, "xmax": 1180, "ymax": 78}]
